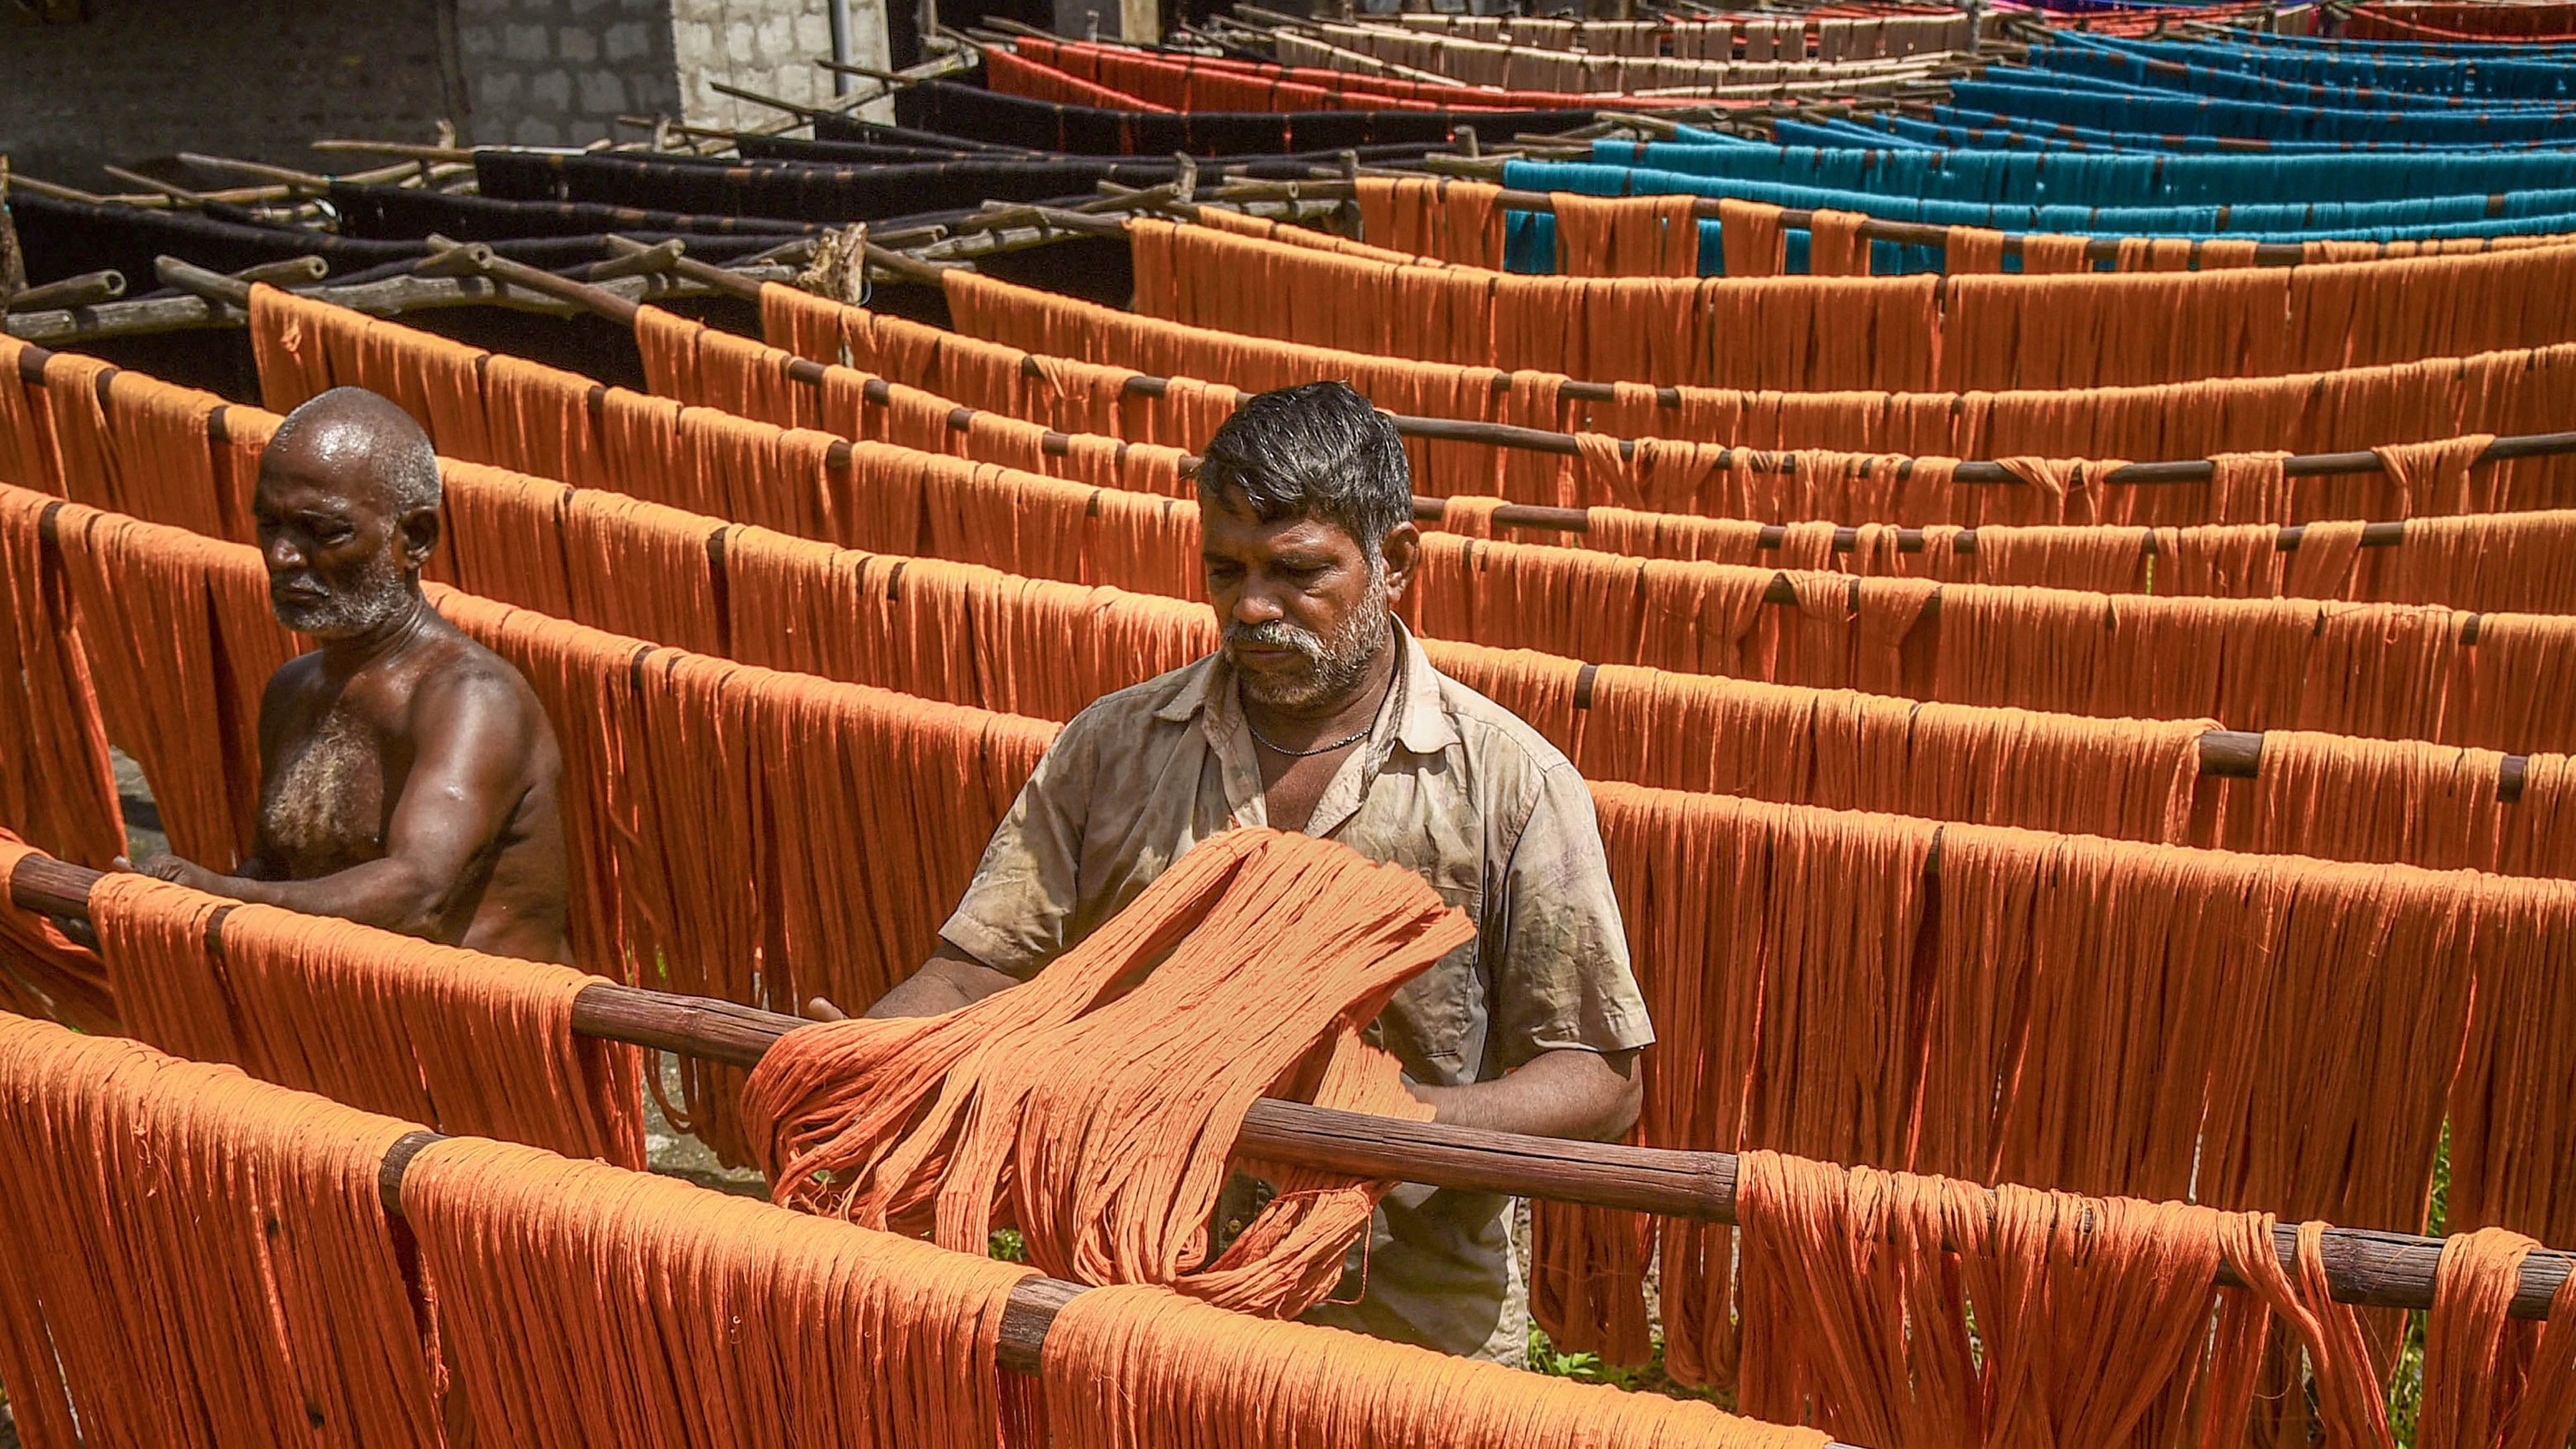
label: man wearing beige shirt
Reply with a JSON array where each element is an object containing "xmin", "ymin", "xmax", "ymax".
[{"xmin": 851, "ymin": 380, "xmax": 1655, "ymax": 1361}]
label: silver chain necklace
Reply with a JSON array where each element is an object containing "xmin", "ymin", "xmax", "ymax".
[
  {"xmin": 1240, "ymin": 676, "xmax": 1389, "ymax": 758},
  {"xmin": 1244, "ymin": 715, "xmax": 1373, "ymax": 758}
]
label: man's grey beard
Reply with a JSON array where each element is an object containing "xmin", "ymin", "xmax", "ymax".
[
  {"xmin": 1225, "ymin": 564, "xmax": 1392, "ymax": 712},
  {"xmin": 272, "ymin": 558, "xmax": 413, "ymax": 639}
]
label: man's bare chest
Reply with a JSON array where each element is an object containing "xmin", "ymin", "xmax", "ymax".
[{"xmin": 259, "ymin": 707, "xmax": 391, "ymax": 872}]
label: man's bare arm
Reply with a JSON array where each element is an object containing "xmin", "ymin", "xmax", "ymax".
[
  {"xmin": 804, "ymin": 941, "xmax": 1019, "ymax": 1021},
  {"xmin": 1406, "ymin": 1047, "xmax": 1642, "ymax": 1141},
  {"xmin": 139, "ymin": 673, "xmax": 535, "ymax": 937}
]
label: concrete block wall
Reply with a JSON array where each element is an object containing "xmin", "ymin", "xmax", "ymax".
[
  {"xmin": 1, "ymin": 0, "xmax": 893, "ymax": 184},
  {"xmin": 451, "ymin": 0, "xmax": 687, "ymax": 147},
  {"xmin": 670, "ymin": 0, "xmax": 888, "ymax": 134},
  {"xmin": 455, "ymin": 0, "xmax": 892, "ymax": 146},
  {"xmin": 0, "ymin": 0, "xmax": 459, "ymax": 187}
]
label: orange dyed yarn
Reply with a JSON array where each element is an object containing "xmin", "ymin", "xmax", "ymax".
[
  {"xmin": 41, "ymin": 468, "xmax": 2576, "ymax": 884},
  {"xmin": 114, "ymin": 317, "xmax": 2576, "ymax": 601},
  {"xmin": 0, "ymin": 1014, "xmax": 444, "ymax": 1448},
  {"xmin": 2020, "ymin": 233, "xmax": 2096, "ymax": 273},
  {"xmin": 2420, "ymin": 1228, "xmax": 2576, "ymax": 1449},
  {"xmin": 0, "ymin": 834, "xmax": 116, "ymax": 1033},
  {"xmin": 0, "ymin": 337, "xmax": 61, "ymax": 492},
  {"xmin": 760, "ymin": 281, "xmax": 1244, "ymax": 450},
  {"xmin": 1735, "ymin": 1151, "xmax": 2254, "ymax": 1449},
  {"xmin": 1130, "ymin": 219, "xmax": 2576, "ymax": 392},
  {"xmin": 1943, "ymin": 224, "xmax": 2007, "ymax": 274},
  {"xmin": 745, "ymin": 829, "xmax": 1466, "ymax": 1317},
  {"xmin": 1045, "ymin": 1283, "xmax": 1829, "ymax": 1449},
  {"xmin": 0, "ymin": 490, "xmax": 120, "ymax": 868},
  {"xmin": 402, "ymin": 1134, "xmax": 1037, "ymax": 1449},
  {"xmin": 633, "ymin": 303, "xmax": 1196, "ymax": 500},
  {"xmin": 1353, "ymin": 175, "xmax": 1507, "ymax": 268},
  {"xmin": 1554, "ymin": 193, "xmax": 1706, "ymax": 278},
  {"xmin": 1806, "ymin": 210, "xmax": 1871, "ymax": 275},
  {"xmin": 88, "ymin": 869, "xmax": 645, "ymax": 1165},
  {"xmin": 1191, "ymin": 204, "xmax": 1429, "ymax": 263},
  {"xmin": 1540, "ymin": 784, "xmax": 2576, "ymax": 1379},
  {"xmin": 929, "ymin": 262, "xmax": 2576, "ymax": 478},
  {"xmin": 47, "ymin": 492, "xmax": 297, "ymax": 867}
]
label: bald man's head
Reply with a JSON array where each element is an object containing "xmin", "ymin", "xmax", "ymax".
[
  {"xmin": 265, "ymin": 387, "xmax": 442, "ymax": 516},
  {"xmin": 253, "ymin": 387, "xmax": 443, "ymax": 639}
]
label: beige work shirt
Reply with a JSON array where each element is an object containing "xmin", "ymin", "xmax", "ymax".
[{"xmin": 939, "ymin": 621, "xmax": 1654, "ymax": 1359}]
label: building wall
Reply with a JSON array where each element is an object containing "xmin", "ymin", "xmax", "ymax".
[
  {"xmin": 669, "ymin": 0, "xmax": 889, "ymax": 134},
  {"xmin": 0, "ymin": 0, "xmax": 460, "ymax": 188},
  {"xmin": 1, "ymin": 0, "xmax": 891, "ymax": 186},
  {"xmin": 450, "ymin": 0, "xmax": 685, "ymax": 147}
]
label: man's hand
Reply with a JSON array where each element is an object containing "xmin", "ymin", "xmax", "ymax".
[{"xmin": 132, "ymin": 852, "xmax": 226, "ymax": 894}]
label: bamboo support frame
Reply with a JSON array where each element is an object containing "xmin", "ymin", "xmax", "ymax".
[
  {"xmin": 587, "ymin": 236, "xmax": 2576, "ymax": 516},
  {"xmin": 1215, "ymin": 166, "xmax": 2341, "ymax": 267},
  {"xmin": 4, "ymin": 295, "xmax": 2535, "ymax": 801},
  {"xmin": 3, "ymin": 850, "xmax": 2565, "ymax": 1325},
  {"xmin": 2, "ymin": 255, "xmax": 792, "ymax": 347},
  {"xmin": 23, "ymin": 242, "xmax": 2573, "ymax": 640}
]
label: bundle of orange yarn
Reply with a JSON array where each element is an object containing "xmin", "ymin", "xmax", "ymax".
[{"xmin": 744, "ymin": 828, "xmax": 1472, "ymax": 1317}]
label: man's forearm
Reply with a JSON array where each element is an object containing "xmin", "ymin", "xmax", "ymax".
[
  {"xmin": 865, "ymin": 969, "xmax": 982, "ymax": 1019},
  {"xmin": 155, "ymin": 856, "xmax": 454, "ymax": 939},
  {"xmin": 864, "ymin": 953, "xmax": 1020, "ymax": 1019},
  {"xmin": 1408, "ymin": 1048, "xmax": 1642, "ymax": 1141}
]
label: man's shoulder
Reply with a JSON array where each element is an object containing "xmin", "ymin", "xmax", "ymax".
[
  {"xmin": 1423, "ymin": 665, "xmax": 1576, "ymax": 780},
  {"xmin": 384, "ymin": 617, "xmax": 556, "ymax": 742},
  {"xmin": 1060, "ymin": 653, "xmax": 1219, "ymax": 740}
]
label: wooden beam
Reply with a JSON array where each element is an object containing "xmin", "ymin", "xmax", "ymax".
[{"xmin": 8, "ymin": 850, "xmax": 2562, "ymax": 1321}]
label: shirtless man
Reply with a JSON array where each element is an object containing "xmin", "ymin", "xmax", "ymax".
[{"xmin": 132, "ymin": 387, "xmax": 571, "ymax": 963}]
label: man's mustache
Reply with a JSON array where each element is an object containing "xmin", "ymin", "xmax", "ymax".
[{"xmin": 1224, "ymin": 619, "xmax": 1325, "ymax": 661}]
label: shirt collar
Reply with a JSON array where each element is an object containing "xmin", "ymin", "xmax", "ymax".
[{"xmin": 1386, "ymin": 620, "xmax": 1459, "ymax": 754}]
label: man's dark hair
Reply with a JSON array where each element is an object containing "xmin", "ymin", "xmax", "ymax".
[{"xmin": 1194, "ymin": 381, "xmax": 1411, "ymax": 556}]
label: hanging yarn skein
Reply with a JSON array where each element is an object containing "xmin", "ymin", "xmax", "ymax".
[{"xmin": 743, "ymin": 828, "xmax": 1473, "ymax": 1317}]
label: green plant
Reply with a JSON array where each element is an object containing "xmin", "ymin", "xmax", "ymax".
[
  {"xmin": 1526, "ymin": 1324, "xmax": 1605, "ymax": 1381},
  {"xmin": 989, "ymin": 1227, "xmax": 1027, "ymax": 1263},
  {"xmin": 1522, "ymin": 1325, "xmax": 1726, "ymax": 1402}
]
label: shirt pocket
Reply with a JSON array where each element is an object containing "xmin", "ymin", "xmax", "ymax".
[{"xmin": 1374, "ymin": 882, "xmax": 1484, "ymax": 1086}]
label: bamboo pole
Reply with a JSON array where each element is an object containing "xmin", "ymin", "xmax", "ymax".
[
  {"xmin": 309, "ymin": 140, "xmax": 477, "ymax": 164},
  {"xmin": 172, "ymin": 152, "xmax": 427, "ymax": 194},
  {"xmin": 230, "ymin": 255, "xmax": 333, "ymax": 286},
  {"xmin": 6, "ymin": 172, "xmax": 170, "ymax": 208},
  {"xmin": 2, "ymin": 270, "xmax": 124, "ymax": 313},
  {"xmin": 4, "ymin": 849, "xmax": 2565, "ymax": 1321},
  {"xmin": 426, "ymin": 237, "xmax": 643, "ymax": 325},
  {"xmin": 4, "ymin": 258, "xmax": 790, "ymax": 347},
  {"xmin": 98, "ymin": 164, "xmax": 279, "ymax": 208}
]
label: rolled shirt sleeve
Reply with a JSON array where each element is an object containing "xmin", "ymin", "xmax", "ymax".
[
  {"xmin": 937, "ymin": 705, "xmax": 1101, "ymax": 979},
  {"xmin": 1487, "ymin": 760, "xmax": 1656, "ymax": 1072}
]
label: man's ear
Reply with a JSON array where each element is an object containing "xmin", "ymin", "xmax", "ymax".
[
  {"xmin": 398, "ymin": 506, "xmax": 442, "ymax": 571},
  {"xmin": 1378, "ymin": 521, "xmax": 1422, "ymax": 599}
]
